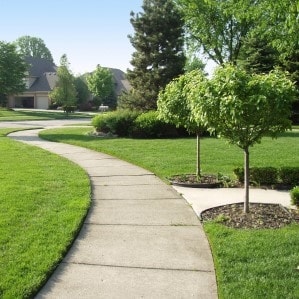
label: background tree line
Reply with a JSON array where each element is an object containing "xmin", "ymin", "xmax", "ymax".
[
  {"xmin": 1, "ymin": 0, "xmax": 298, "ymax": 116},
  {"xmin": 0, "ymin": 35, "xmax": 116, "ymax": 110},
  {"xmin": 123, "ymin": 0, "xmax": 298, "ymax": 118}
]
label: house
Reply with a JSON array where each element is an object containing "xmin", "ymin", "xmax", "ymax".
[
  {"xmin": 109, "ymin": 68, "xmax": 131, "ymax": 96},
  {"xmin": 8, "ymin": 57, "xmax": 131, "ymax": 110},
  {"xmin": 8, "ymin": 56, "xmax": 58, "ymax": 109}
]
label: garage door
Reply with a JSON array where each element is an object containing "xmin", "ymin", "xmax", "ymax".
[{"xmin": 36, "ymin": 97, "xmax": 49, "ymax": 109}]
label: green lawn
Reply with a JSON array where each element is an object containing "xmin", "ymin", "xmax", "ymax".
[
  {"xmin": 0, "ymin": 108, "xmax": 92, "ymax": 121},
  {"xmin": 39, "ymin": 127, "xmax": 299, "ymax": 179},
  {"xmin": 39, "ymin": 126, "xmax": 299, "ymax": 298},
  {"xmin": 0, "ymin": 129, "xmax": 90, "ymax": 298},
  {"xmin": 205, "ymin": 223, "xmax": 299, "ymax": 299}
]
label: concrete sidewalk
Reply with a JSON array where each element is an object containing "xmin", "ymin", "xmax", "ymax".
[
  {"xmin": 173, "ymin": 186, "xmax": 292, "ymax": 219},
  {"xmin": 9, "ymin": 129, "xmax": 217, "ymax": 299}
]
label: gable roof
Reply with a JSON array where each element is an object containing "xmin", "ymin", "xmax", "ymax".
[
  {"xmin": 109, "ymin": 68, "xmax": 131, "ymax": 95},
  {"xmin": 25, "ymin": 56, "xmax": 58, "ymax": 92},
  {"xmin": 23, "ymin": 57, "xmax": 131, "ymax": 95}
]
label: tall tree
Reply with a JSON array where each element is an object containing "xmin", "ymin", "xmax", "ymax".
[
  {"xmin": 257, "ymin": 0, "xmax": 299, "ymax": 57},
  {"xmin": 0, "ymin": 41, "xmax": 28, "ymax": 104},
  {"xmin": 49, "ymin": 54, "xmax": 77, "ymax": 109},
  {"xmin": 86, "ymin": 65, "xmax": 115, "ymax": 107},
  {"xmin": 15, "ymin": 36, "xmax": 53, "ymax": 62},
  {"xmin": 125, "ymin": 0, "xmax": 186, "ymax": 110},
  {"xmin": 176, "ymin": 0, "xmax": 254, "ymax": 65}
]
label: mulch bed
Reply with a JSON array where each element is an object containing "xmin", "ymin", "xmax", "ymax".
[
  {"xmin": 201, "ymin": 203, "xmax": 299, "ymax": 229},
  {"xmin": 170, "ymin": 174, "xmax": 218, "ymax": 184}
]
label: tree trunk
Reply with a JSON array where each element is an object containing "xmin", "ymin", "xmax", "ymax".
[
  {"xmin": 244, "ymin": 147, "xmax": 250, "ymax": 213},
  {"xmin": 196, "ymin": 132, "xmax": 201, "ymax": 177}
]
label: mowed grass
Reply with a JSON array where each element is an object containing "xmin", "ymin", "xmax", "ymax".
[
  {"xmin": 39, "ymin": 126, "xmax": 299, "ymax": 298},
  {"xmin": 39, "ymin": 127, "xmax": 299, "ymax": 179},
  {"xmin": 205, "ymin": 223, "xmax": 299, "ymax": 299},
  {"xmin": 0, "ymin": 129, "xmax": 90, "ymax": 298},
  {"xmin": 0, "ymin": 108, "xmax": 91, "ymax": 121}
]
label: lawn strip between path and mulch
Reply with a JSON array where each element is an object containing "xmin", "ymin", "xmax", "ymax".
[
  {"xmin": 0, "ymin": 129, "xmax": 90, "ymax": 298},
  {"xmin": 39, "ymin": 126, "xmax": 299, "ymax": 299},
  {"xmin": 39, "ymin": 127, "xmax": 299, "ymax": 179},
  {"xmin": 204, "ymin": 222, "xmax": 299, "ymax": 299}
]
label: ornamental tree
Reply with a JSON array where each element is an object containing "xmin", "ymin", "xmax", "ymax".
[
  {"xmin": 158, "ymin": 69, "xmax": 207, "ymax": 177},
  {"xmin": 193, "ymin": 64, "xmax": 297, "ymax": 213}
]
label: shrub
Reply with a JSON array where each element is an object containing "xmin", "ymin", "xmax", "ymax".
[
  {"xmin": 233, "ymin": 167, "xmax": 278, "ymax": 185},
  {"xmin": 250, "ymin": 167, "xmax": 278, "ymax": 185},
  {"xmin": 92, "ymin": 110, "xmax": 140, "ymax": 137},
  {"xmin": 109, "ymin": 110, "xmax": 140, "ymax": 137},
  {"xmin": 233, "ymin": 167, "xmax": 244, "ymax": 183},
  {"xmin": 290, "ymin": 186, "xmax": 299, "ymax": 206},
  {"xmin": 279, "ymin": 167, "xmax": 299, "ymax": 186},
  {"xmin": 91, "ymin": 113, "xmax": 110, "ymax": 133},
  {"xmin": 133, "ymin": 111, "xmax": 179, "ymax": 138}
]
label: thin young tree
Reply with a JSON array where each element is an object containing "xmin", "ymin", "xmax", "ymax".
[
  {"xmin": 49, "ymin": 54, "xmax": 77, "ymax": 113},
  {"xmin": 158, "ymin": 70, "xmax": 208, "ymax": 177}
]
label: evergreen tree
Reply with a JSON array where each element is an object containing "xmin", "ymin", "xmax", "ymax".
[
  {"xmin": 237, "ymin": 36, "xmax": 280, "ymax": 74},
  {"xmin": 74, "ymin": 76, "xmax": 90, "ymax": 106},
  {"xmin": 124, "ymin": 0, "xmax": 186, "ymax": 111}
]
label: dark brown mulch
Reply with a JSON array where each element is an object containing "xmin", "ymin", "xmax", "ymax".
[
  {"xmin": 170, "ymin": 174, "xmax": 218, "ymax": 184},
  {"xmin": 201, "ymin": 203, "xmax": 299, "ymax": 229}
]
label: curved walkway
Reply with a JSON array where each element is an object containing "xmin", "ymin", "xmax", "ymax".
[{"xmin": 8, "ymin": 128, "xmax": 217, "ymax": 299}]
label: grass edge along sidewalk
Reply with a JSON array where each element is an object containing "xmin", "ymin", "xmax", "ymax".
[
  {"xmin": 0, "ymin": 108, "xmax": 92, "ymax": 121},
  {"xmin": 0, "ymin": 128, "xmax": 91, "ymax": 299},
  {"xmin": 39, "ymin": 126, "xmax": 299, "ymax": 299}
]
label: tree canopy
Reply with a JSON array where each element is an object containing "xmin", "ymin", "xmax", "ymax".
[
  {"xmin": 15, "ymin": 35, "xmax": 53, "ymax": 62},
  {"xmin": 176, "ymin": 0, "xmax": 254, "ymax": 65},
  {"xmin": 258, "ymin": 0, "xmax": 299, "ymax": 56},
  {"xmin": 125, "ymin": 0, "xmax": 186, "ymax": 110},
  {"xmin": 86, "ymin": 65, "xmax": 114, "ymax": 107},
  {"xmin": 158, "ymin": 69, "xmax": 207, "ymax": 176},
  {"xmin": 0, "ymin": 41, "xmax": 28, "ymax": 100},
  {"xmin": 74, "ymin": 76, "xmax": 90, "ymax": 106},
  {"xmin": 176, "ymin": 0, "xmax": 299, "ymax": 73}
]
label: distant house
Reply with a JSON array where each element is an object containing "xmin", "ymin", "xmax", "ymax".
[
  {"xmin": 8, "ymin": 57, "xmax": 131, "ymax": 110},
  {"xmin": 109, "ymin": 68, "xmax": 131, "ymax": 96},
  {"xmin": 8, "ymin": 56, "xmax": 58, "ymax": 109}
]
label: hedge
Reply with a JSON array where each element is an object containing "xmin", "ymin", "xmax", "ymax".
[{"xmin": 233, "ymin": 166, "xmax": 299, "ymax": 187}]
